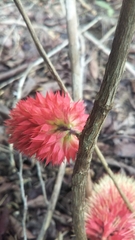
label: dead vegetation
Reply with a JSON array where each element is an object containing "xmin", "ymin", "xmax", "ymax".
[{"xmin": 0, "ymin": 0, "xmax": 135, "ymax": 239}]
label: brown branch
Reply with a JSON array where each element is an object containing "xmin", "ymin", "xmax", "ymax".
[
  {"xmin": 0, "ymin": 63, "xmax": 28, "ymax": 82},
  {"xmin": 72, "ymin": 1, "xmax": 135, "ymax": 239}
]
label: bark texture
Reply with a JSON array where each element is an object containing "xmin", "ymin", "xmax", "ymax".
[{"xmin": 72, "ymin": 1, "xmax": 135, "ymax": 239}]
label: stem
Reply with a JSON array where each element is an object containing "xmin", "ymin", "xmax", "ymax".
[
  {"xmin": 65, "ymin": 0, "xmax": 82, "ymax": 100},
  {"xmin": 72, "ymin": 1, "xmax": 135, "ymax": 239},
  {"xmin": 37, "ymin": 162, "xmax": 66, "ymax": 240}
]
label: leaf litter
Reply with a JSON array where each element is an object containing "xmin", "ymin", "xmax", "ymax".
[{"xmin": 0, "ymin": 0, "xmax": 135, "ymax": 239}]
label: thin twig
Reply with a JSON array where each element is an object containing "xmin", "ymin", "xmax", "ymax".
[
  {"xmin": 65, "ymin": 0, "xmax": 82, "ymax": 100},
  {"xmin": 100, "ymin": 26, "xmax": 116, "ymax": 43},
  {"xmin": 0, "ymin": 144, "xmax": 17, "ymax": 154},
  {"xmin": 36, "ymin": 161, "xmax": 48, "ymax": 205},
  {"xmin": 9, "ymin": 143, "xmax": 16, "ymax": 168},
  {"xmin": 84, "ymin": 31, "xmax": 135, "ymax": 76},
  {"xmin": 18, "ymin": 153, "xmax": 27, "ymax": 240},
  {"xmin": 94, "ymin": 144, "xmax": 134, "ymax": 213},
  {"xmin": 37, "ymin": 161, "xmax": 66, "ymax": 240}
]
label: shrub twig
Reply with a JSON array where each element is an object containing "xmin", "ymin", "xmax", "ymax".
[
  {"xmin": 18, "ymin": 153, "xmax": 27, "ymax": 240},
  {"xmin": 37, "ymin": 162, "xmax": 66, "ymax": 240}
]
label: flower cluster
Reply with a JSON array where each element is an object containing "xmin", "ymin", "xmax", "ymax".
[
  {"xmin": 85, "ymin": 174, "xmax": 135, "ymax": 240},
  {"xmin": 5, "ymin": 92, "xmax": 88, "ymax": 165}
]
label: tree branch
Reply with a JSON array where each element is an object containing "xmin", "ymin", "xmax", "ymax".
[{"xmin": 72, "ymin": 1, "xmax": 135, "ymax": 239}]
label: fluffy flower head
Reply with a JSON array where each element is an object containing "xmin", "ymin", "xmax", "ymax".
[
  {"xmin": 5, "ymin": 92, "xmax": 88, "ymax": 165},
  {"xmin": 85, "ymin": 174, "xmax": 135, "ymax": 240}
]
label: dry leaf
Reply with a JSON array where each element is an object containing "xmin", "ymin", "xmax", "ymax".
[
  {"xmin": 0, "ymin": 207, "xmax": 9, "ymax": 236},
  {"xmin": 114, "ymin": 139, "xmax": 135, "ymax": 158},
  {"xmin": 10, "ymin": 216, "xmax": 35, "ymax": 239},
  {"xmin": 27, "ymin": 195, "xmax": 46, "ymax": 208},
  {"xmin": 89, "ymin": 51, "xmax": 99, "ymax": 80}
]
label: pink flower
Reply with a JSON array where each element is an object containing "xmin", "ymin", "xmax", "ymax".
[
  {"xmin": 5, "ymin": 92, "xmax": 88, "ymax": 165},
  {"xmin": 85, "ymin": 174, "xmax": 135, "ymax": 240}
]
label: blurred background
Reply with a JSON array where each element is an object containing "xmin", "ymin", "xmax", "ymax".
[{"xmin": 0, "ymin": 0, "xmax": 135, "ymax": 239}]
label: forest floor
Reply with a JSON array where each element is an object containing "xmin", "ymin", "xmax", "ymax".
[{"xmin": 0, "ymin": 0, "xmax": 135, "ymax": 239}]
